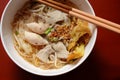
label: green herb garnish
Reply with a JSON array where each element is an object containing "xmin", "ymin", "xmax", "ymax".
[
  {"xmin": 44, "ymin": 28, "xmax": 52, "ymax": 35},
  {"xmin": 15, "ymin": 31, "xmax": 19, "ymax": 35},
  {"xmin": 48, "ymin": 37, "xmax": 59, "ymax": 42}
]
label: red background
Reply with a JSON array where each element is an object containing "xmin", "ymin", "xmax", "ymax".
[{"xmin": 0, "ymin": 0, "xmax": 120, "ymax": 80}]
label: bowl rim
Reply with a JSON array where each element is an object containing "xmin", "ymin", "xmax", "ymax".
[{"xmin": 0, "ymin": 0, "xmax": 97, "ymax": 76}]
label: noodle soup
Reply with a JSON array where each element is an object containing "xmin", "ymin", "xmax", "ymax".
[{"xmin": 12, "ymin": 0, "xmax": 92, "ymax": 70}]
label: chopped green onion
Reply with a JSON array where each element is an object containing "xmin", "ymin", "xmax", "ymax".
[
  {"xmin": 44, "ymin": 28, "xmax": 52, "ymax": 35},
  {"xmin": 15, "ymin": 31, "xmax": 19, "ymax": 35},
  {"xmin": 52, "ymin": 37, "xmax": 58, "ymax": 42},
  {"xmin": 48, "ymin": 37, "xmax": 59, "ymax": 42}
]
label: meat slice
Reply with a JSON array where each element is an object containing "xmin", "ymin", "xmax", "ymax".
[
  {"xmin": 36, "ymin": 45, "xmax": 55, "ymax": 63},
  {"xmin": 24, "ymin": 31, "xmax": 48, "ymax": 45},
  {"xmin": 52, "ymin": 42, "xmax": 69, "ymax": 59}
]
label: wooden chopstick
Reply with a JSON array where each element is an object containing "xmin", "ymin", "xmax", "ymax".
[
  {"xmin": 35, "ymin": 0, "xmax": 120, "ymax": 34},
  {"xmin": 46, "ymin": 0, "xmax": 120, "ymax": 29}
]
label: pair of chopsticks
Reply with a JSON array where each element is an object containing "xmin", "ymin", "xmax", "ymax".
[{"xmin": 35, "ymin": 0, "xmax": 120, "ymax": 34}]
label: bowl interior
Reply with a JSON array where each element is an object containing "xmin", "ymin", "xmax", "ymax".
[{"xmin": 1, "ymin": 0, "xmax": 97, "ymax": 76}]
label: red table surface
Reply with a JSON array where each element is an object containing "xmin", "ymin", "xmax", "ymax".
[{"xmin": 0, "ymin": 0, "xmax": 120, "ymax": 80}]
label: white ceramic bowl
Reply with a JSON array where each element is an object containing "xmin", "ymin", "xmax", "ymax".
[{"xmin": 1, "ymin": 0, "xmax": 97, "ymax": 76}]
